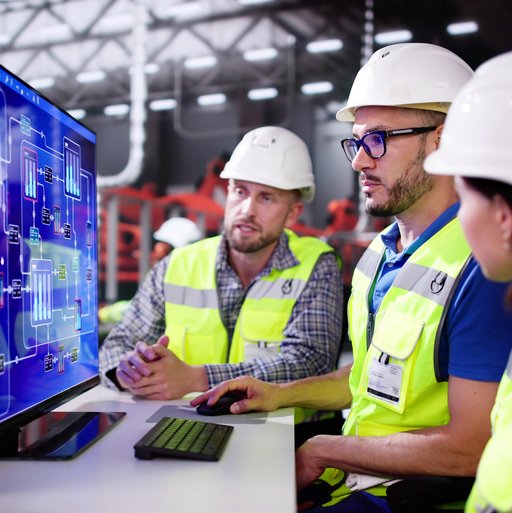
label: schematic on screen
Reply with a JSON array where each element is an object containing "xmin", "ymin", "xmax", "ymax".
[{"xmin": 0, "ymin": 64, "xmax": 98, "ymax": 425}]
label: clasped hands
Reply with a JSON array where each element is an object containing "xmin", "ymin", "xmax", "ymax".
[{"xmin": 116, "ymin": 335, "xmax": 208, "ymax": 400}]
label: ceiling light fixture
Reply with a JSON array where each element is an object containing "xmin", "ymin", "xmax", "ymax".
[
  {"xmin": 130, "ymin": 63, "xmax": 160, "ymax": 75},
  {"xmin": 197, "ymin": 93, "xmax": 226, "ymax": 106},
  {"xmin": 104, "ymin": 104, "xmax": 130, "ymax": 116},
  {"xmin": 238, "ymin": 0, "xmax": 274, "ymax": 5},
  {"xmin": 144, "ymin": 63, "xmax": 160, "ymax": 75},
  {"xmin": 68, "ymin": 108, "xmax": 86, "ymax": 120},
  {"xmin": 447, "ymin": 21, "xmax": 479, "ymax": 35},
  {"xmin": 76, "ymin": 70, "xmax": 106, "ymax": 84},
  {"xmin": 149, "ymin": 98, "xmax": 177, "ymax": 111},
  {"xmin": 374, "ymin": 29, "xmax": 412, "ymax": 45},
  {"xmin": 29, "ymin": 77, "xmax": 55, "ymax": 89},
  {"xmin": 247, "ymin": 87, "xmax": 278, "ymax": 100},
  {"xmin": 301, "ymin": 81, "xmax": 333, "ymax": 95},
  {"xmin": 306, "ymin": 39, "xmax": 343, "ymax": 53},
  {"xmin": 37, "ymin": 23, "xmax": 72, "ymax": 43},
  {"xmin": 165, "ymin": 1, "xmax": 202, "ymax": 19},
  {"xmin": 184, "ymin": 55, "xmax": 217, "ymax": 69},
  {"xmin": 94, "ymin": 14, "xmax": 133, "ymax": 34},
  {"xmin": 243, "ymin": 47, "xmax": 278, "ymax": 62},
  {"xmin": 0, "ymin": 33, "xmax": 12, "ymax": 46}
]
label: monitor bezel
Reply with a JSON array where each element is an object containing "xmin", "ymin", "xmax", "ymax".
[
  {"xmin": 0, "ymin": 64, "xmax": 101, "ymax": 439},
  {"xmin": 0, "ymin": 376, "xmax": 99, "ymax": 437},
  {"xmin": 0, "ymin": 63, "xmax": 97, "ymax": 143}
]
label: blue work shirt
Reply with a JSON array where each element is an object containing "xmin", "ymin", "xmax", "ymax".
[{"xmin": 370, "ymin": 203, "xmax": 512, "ymax": 382}]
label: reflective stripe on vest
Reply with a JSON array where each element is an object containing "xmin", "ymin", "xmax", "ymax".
[
  {"xmin": 164, "ymin": 277, "xmax": 307, "ymax": 308},
  {"xmin": 356, "ymin": 247, "xmax": 459, "ymax": 306},
  {"xmin": 164, "ymin": 284, "xmax": 219, "ymax": 309},
  {"xmin": 320, "ymin": 218, "xmax": 472, "ymax": 507},
  {"xmin": 163, "ymin": 230, "xmax": 336, "ymax": 365},
  {"xmin": 465, "ymin": 350, "xmax": 512, "ymax": 513}
]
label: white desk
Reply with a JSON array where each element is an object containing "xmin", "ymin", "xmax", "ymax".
[{"xmin": 0, "ymin": 385, "xmax": 296, "ymax": 513}]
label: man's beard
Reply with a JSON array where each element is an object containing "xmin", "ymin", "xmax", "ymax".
[
  {"xmin": 365, "ymin": 146, "xmax": 435, "ymax": 217},
  {"xmin": 226, "ymin": 221, "xmax": 281, "ymax": 254}
]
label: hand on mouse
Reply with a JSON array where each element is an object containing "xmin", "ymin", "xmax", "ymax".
[{"xmin": 190, "ymin": 376, "xmax": 282, "ymax": 413}]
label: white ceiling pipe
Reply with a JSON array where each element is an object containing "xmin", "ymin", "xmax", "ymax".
[{"xmin": 97, "ymin": 0, "xmax": 147, "ymax": 188}]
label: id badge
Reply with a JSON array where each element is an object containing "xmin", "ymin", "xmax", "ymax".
[
  {"xmin": 244, "ymin": 341, "xmax": 279, "ymax": 361},
  {"xmin": 366, "ymin": 356, "xmax": 403, "ymax": 405}
]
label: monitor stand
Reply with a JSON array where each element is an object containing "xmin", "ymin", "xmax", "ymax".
[{"xmin": 0, "ymin": 411, "xmax": 126, "ymax": 460}]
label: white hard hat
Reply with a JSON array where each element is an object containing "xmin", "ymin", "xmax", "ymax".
[
  {"xmin": 153, "ymin": 217, "xmax": 202, "ymax": 248},
  {"xmin": 220, "ymin": 126, "xmax": 315, "ymax": 202},
  {"xmin": 337, "ymin": 43, "xmax": 473, "ymax": 122},
  {"xmin": 425, "ymin": 51, "xmax": 512, "ymax": 186}
]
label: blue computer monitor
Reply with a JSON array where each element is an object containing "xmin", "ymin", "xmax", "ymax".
[{"xmin": 0, "ymin": 65, "xmax": 124, "ymax": 459}]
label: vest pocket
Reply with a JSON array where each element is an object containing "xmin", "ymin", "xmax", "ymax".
[
  {"xmin": 239, "ymin": 310, "xmax": 287, "ymax": 345},
  {"xmin": 357, "ymin": 311, "xmax": 424, "ymax": 414},
  {"xmin": 167, "ymin": 325, "xmax": 227, "ymax": 364},
  {"xmin": 231, "ymin": 310, "xmax": 286, "ymax": 363}
]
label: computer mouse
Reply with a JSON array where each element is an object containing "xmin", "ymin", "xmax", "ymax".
[{"xmin": 196, "ymin": 391, "xmax": 246, "ymax": 416}]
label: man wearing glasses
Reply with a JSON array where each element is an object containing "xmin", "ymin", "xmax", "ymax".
[{"xmin": 193, "ymin": 43, "xmax": 512, "ymax": 512}]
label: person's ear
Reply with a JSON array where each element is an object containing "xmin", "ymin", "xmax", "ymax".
[
  {"xmin": 284, "ymin": 201, "xmax": 304, "ymax": 228},
  {"xmin": 493, "ymin": 194, "xmax": 512, "ymax": 251},
  {"xmin": 433, "ymin": 124, "xmax": 443, "ymax": 150}
]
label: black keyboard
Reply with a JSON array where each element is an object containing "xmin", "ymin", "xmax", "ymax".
[{"xmin": 133, "ymin": 416, "xmax": 234, "ymax": 461}]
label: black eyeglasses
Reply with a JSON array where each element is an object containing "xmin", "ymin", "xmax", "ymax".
[{"xmin": 340, "ymin": 126, "xmax": 438, "ymax": 162}]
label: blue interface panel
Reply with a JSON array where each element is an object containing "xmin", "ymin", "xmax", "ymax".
[{"xmin": 0, "ymin": 66, "xmax": 98, "ymax": 424}]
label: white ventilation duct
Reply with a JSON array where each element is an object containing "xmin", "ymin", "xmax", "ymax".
[{"xmin": 97, "ymin": 0, "xmax": 147, "ymax": 188}]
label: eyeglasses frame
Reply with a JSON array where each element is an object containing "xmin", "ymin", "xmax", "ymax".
[{"xmin": 340, "ymin": 126, "xmax": 438, "ymax": 162}]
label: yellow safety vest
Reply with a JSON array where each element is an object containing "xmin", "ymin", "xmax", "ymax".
[
  {"xmin": 321, "ymin": 218, "xmax": 472, "ymax": 506},
  {"xmin": 465, "ymin": 350, "xmax": 512, "ymax": 513},
  {"xmin": 163, "ymin": 230, "xmax": 335, "ymax": 365}
]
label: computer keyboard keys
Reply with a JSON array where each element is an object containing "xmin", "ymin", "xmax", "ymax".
[{"xmin": 134, "ymin": 417, "xmax": 233, "ymax": 461}]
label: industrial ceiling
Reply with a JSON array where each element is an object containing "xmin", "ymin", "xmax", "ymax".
[{"xmin": 1, "ymin": 0, "xmax": 511, "ymax": 116}]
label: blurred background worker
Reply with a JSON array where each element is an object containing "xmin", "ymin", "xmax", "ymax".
[
  {"xmin": 99, "ymin": 126, "xmax": 343, "ymax": 427},
  {"xmin": 425, "ymin": 50, "xmax": 512, "ymax": 513},
  {"xmin": 98, "ymin": 216, "xmax": 202, "ymax": 340},
  {"xmin": 151, "ymin": 216, "xmax": 203, "ymax": 263}
]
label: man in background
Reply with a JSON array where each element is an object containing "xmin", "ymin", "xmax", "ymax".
[
  {"xmin": 150, "ymin": 216, "xmax": 202, "ymax": 263},
  {"xmin": 98, "ymin": 216, "xmax": 202, "ymax": 340}
]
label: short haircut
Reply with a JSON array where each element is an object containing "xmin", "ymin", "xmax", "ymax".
[{"xmin": 401, "ymin": 107, "xmax": 446, "ymax": 127}]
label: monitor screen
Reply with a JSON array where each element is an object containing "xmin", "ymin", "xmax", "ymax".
[{"xmin": 0, "ymin": 65, "xmax": 124, "ymax": 459}]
